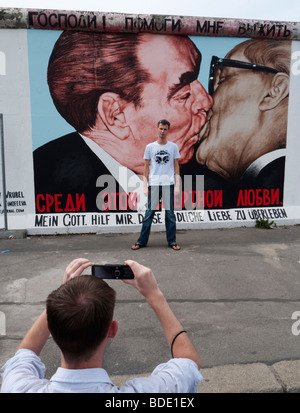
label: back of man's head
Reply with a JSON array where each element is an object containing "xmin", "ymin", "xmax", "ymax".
[{"xmin": 46, "ymin": 276, "xmax": 116, "ymax": 364}]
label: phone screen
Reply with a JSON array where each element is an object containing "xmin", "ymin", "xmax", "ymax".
[{"xmin": 92, "ymin": 265, "xmax": 134, "ymax": 279}]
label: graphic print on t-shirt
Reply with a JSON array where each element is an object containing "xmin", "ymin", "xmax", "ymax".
[
  {"xmin": 145, "ymin": 141, "xmax": 180, "ymax": 186},
  {"xmin": 155, "ymin": 150, "xmax": 170, "ymax": 165}
]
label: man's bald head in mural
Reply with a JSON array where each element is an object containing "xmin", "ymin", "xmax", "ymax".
[
  {"xmin": 47, "ymin": 31, "xmax": 212, "ymax": 175},
  {"xmin": 196, "ymin": 39, "xmax": 291, "ymax": 182}
]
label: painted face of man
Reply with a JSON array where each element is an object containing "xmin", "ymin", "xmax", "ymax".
[
  {"xmin": 196, "ymin": 51, "xmax": 278, "ymax": 181},
  {"xmin": 123, "ymin": 34, "xmax": 213, "ymax": 168}
]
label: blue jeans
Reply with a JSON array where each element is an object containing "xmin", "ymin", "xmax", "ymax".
[{"xmin": 137, "ymin": 185, "xmax": 176, "ymax": 246}]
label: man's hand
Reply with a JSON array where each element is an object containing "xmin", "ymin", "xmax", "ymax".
[
  {"xmin": 62, "ymin": 258, "xmax": 94, "ymax": 284},
  {"xmin": 123, "ymin": 260, "xmax": 162, "ymax": 302}
]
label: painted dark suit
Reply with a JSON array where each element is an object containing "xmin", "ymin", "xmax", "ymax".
[{"xmin": 33, "ymin": 132, "xmax": 126, "ymax": 213}]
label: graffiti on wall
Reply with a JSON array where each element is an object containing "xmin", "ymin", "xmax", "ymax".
[
  {"xmin": 25, "ymin": 10, "xmax": 294, "ymax": 39},
  {"xmin": 29, "ymin": 30, "xmax": 291, "ymax": 230},
  {"xmin": 1, "ymin": 25, "xmax": 299, "ymax": 232}
]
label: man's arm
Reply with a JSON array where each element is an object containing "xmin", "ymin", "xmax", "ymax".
[
  {"xmin": 174, "ymin": 158, "xmax": 180, "ymax": 196},
  {"xmin": 17, "ymin": 310, "xmax": 49, "ymax": 356},
  {"xmin": 17, "ymin": 258, "xmax": 94, "ymax": 356},
  {"xmin": 123, "ymin": 260, "xmax": 201, "ymax": 368},
  {"xmin": 143, "ymin": 159, "xmax": 150, "ymax": 196}
]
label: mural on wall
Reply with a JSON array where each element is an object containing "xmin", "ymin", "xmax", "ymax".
[
  {"xmin": 183, "ymin": 36, "xmax": 291, "ymax": 211},
  {"xmin": 1, "ymin": 20, "xmax": 299, "ymax": 233},
  {"xmin": 30, "ymin": 30, "xmax": 291, "ymax": 230}
]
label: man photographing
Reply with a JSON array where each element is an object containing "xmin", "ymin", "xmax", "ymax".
[{"xmin": 1, "ymin": 258, "xmax": 201, "ymax": 393}]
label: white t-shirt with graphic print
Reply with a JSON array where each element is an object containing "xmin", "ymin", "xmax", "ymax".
[{"xmin": 144, "ymin": 141, "xmax": 180, "ymax": 186}]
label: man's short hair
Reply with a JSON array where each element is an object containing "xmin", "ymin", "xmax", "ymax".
[
  {"xmin": 158, "ymin": 119, "xmax": 170, "ymax": 128},
  {"xmin": 46, "ymin": 275, "xmax": 116, "ymax": 363},
  {"xmin": 47, "ymin": 31, "xmax": 151, "ymax": 133}
]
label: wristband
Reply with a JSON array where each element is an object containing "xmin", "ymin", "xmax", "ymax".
[{"xmin": 171, "ymin": 330, "xmax": 187, "ymax": 357}]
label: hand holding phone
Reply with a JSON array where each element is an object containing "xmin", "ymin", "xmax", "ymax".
[{"xmin": 92, "ymin": 264, "xmax": 134, "ymax": 279}]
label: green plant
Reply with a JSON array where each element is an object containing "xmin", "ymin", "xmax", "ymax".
[{"xmin": 255, "ymin": 218, "xmax": 276, "ymax": 229}]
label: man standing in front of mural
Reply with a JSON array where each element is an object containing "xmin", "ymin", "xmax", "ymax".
[
  {"xmin": 195, "ymin": 39, "xmax": 291, "ymax": 207},
  {"xmin": 131, "ymin": 119, "xmax": 181, "ymax": 251},
  {"xmin": 33, "ymin": 31, "xmax": 212, "ymax": 213}
]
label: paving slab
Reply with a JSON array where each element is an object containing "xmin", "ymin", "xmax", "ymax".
[
  {"xmin": 1, "ymin": 226, "xmax": 300, "ymax": 392},
  {"xmin": 272, "ymin": 360, "xmax": 300, "ymax": 393}
]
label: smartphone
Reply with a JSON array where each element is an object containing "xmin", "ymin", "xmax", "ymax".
[{"xmin": 92, "ymin": 264, "xmax": 134, "ymax": 279}]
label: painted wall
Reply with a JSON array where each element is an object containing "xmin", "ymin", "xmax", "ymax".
[{"xmin": 1, "ymin": 11, "xmax": 300, "ymax": 234}]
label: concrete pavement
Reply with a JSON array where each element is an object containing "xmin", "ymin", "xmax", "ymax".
[{"xmin": 1, "ymin": 225, "xmax": 300, "ymax": 392}]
